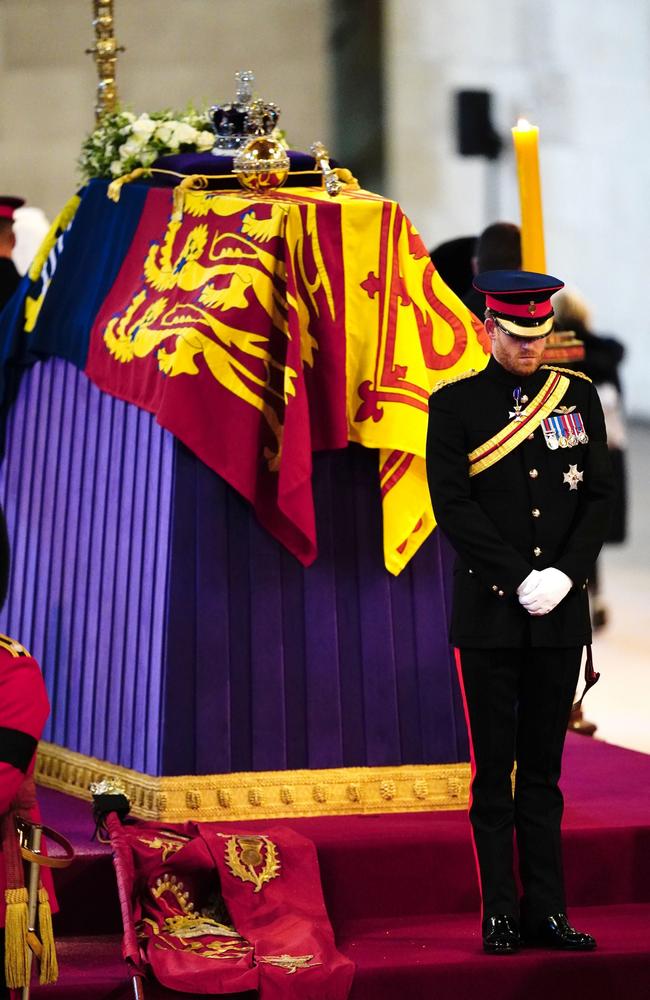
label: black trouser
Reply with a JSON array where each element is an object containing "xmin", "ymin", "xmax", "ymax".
[{"xmin": 457, "ymin": 646, "xmax": 582, "ymax": 925}]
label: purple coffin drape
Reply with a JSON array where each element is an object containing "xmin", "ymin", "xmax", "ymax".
[{"xmin": 0, "ymin": 359, "xmax": 468, "ymax": 776}]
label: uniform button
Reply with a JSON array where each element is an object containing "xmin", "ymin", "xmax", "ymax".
[
  {"xmin": 531, "ymin": 508, "xmax": 541, "ymax": 518},
  {"xmin": 582, "ymin": 583, "xmax": 586, "ymax": 590},
  {"xmin": 498, "ymin": 590, "xmax": 504, "ymax": 597},
  {"xmin": 521, "ymin": 395, "xmax": 529, "ymax": 404},
  {"xmin": 492, "ymin": 584, "xmax": 498, "ymax": 592},
  {"xmin": 468, "ymin": 569, "xmax": 474, "ymax": 575},
  {"xmin": 527, "ymin": 432, "xmax": 535, "ymax": 440},
  {"xmin": 529, "ymin": 468, "xmax": 539, "ymax": 479},
  {"xmin": 533, "ymin": 547, "xmax": 542, "ymax": 557}
]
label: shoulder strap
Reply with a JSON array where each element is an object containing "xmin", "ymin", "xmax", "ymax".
[
  {"xmin": 430, "ymin": 369, "xmax": 478, "ymax": 394},
  {"xmin": 541, "ymin": 364, "xmax": 592, "ymax": 383},
  {"xmin": 15, "ymin": 819, "xmax": 75, "ymax": 869},
  {"xmin": 0, "ymin": 634, "xmax": 31, "ymax": 658},
  {"xmin": 468, "ymin": 370, "xmax": 570, "ymax": 477}
]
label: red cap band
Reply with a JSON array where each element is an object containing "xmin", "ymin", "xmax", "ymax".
[{"xmin": 486, "ymin": 295, "xmax": 554, "ymax": 319}]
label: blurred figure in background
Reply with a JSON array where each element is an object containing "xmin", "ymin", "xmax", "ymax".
[
  {"xmin": 553, "ymin": 289, "xmax": 627, "ymax": 628},
  {"xmin": 462, "ymin": 221, "xmax": 522, "ymax": 318},
  {"xmin": 12, "ymin": 205, "xmax": 50, "ymax": 277},
  {"xmin": 429, "ymin": 235, "xmax": 476, "ymax": 299},
  {"xmin": 429, "ymin": 222, "xmax": 522, "ymax": 315},
  {"xmin": 0, "ymin": 198, "xmax": 24, "ymax": 312}
]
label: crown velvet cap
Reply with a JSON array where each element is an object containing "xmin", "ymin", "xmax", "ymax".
[
  {"xmin": 474, "ymin": 268, "xmax": 565, "ymax": 337},
  {"xmin": 0, "ymin": 196, "xmax": 25, "ymax": 221}
]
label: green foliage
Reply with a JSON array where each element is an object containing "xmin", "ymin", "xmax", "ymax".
[{"xmin": 78, "ymin": 107, "xmax": 215, "ymax": 182}]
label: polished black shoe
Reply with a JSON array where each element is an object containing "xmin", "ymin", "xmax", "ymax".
[
  {"xmin": 523, "ymin": 912, "xmax": 596, "ymax": 950},
  {"xmin": 482, "ymin": 914, "xmax": 520, "ymax": 954}
]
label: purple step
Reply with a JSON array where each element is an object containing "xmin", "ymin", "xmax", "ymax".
[
  {"xmin": 29, "ymin": 735, "xmax": 650, "ymax": 999},
  {"xmin": 29, "ymin": 936, "xmax": 254, "ymax": 999},
  {"xmin": 30, "ymin": 905, "xmax": 650, "ymax": 1000},
  {"xmin": 340, "ymin": 904, "xmax": 650, "ymax": 1000},
  {"xmin": 41, "ymin": 735, "xmax": 650, "ymax": 937}
]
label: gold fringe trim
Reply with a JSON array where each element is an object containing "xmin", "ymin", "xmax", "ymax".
[
  {"xmin": 38, "ymin": 887, "xmax": 58, "ymax": 985},
  {"xmin": 35, "ymin": 742, "xmax": 470, "ymax": 822},
  {"xmin": 4, "ymin": 887, "xmax": 29, "ymax": 989}
]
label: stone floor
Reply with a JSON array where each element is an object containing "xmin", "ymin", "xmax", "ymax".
[{"xmin": 585, "ymin": 421, "xmax": 650, "ymax": 753}]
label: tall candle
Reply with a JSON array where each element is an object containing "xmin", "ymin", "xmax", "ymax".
[{"xmin": 511, "ymin": 118, "xmax": 546, "ymax": 272}]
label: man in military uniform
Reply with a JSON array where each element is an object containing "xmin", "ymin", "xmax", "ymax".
[
  {"xmin": 0, "ymin": 197, "xmax": 24, "ymax": 313},
  {"xmin": 426, "ymin": 270, "xmax": 614, "ymax": 954}
]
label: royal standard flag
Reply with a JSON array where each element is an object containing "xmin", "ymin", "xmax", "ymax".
[{"xmin": 0, "ymin": 179, "xmax": 489, "ymax": 573}]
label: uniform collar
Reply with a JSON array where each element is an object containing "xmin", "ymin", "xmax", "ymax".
[{"xmin": 484, "ymin": 355, "xmax": 546, "ymax": 391}]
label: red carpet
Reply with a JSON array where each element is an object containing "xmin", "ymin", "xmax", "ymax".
[{"xmin": 29, "ymin": 735, "xmax": 650, "ymax": 998}]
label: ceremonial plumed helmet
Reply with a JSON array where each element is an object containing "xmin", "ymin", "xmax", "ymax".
[{"xmin": 474, "ymin": 269, "xmax": 565, "ymax": 337}]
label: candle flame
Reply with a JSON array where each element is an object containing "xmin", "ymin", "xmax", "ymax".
[{"xmin": 516, "ymin": 117, "xmax": 533, "ymax": 130}]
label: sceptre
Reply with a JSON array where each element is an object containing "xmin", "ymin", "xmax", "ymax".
[{"xmin": 85, "ymin": 1, "xmax": 125, "ymax": 122}]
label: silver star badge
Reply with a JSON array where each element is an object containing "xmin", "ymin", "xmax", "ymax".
[{"xmin": 563, "ymin": 464, "xmax": 584, "ymax": 490}]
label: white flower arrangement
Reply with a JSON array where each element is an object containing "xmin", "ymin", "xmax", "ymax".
[{"xmin": 79, "ymin": 107, "xmax": 216, "ymax": 182}]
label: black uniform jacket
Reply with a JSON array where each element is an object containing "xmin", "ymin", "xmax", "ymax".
[
  {"xmin": 0, "ymin": 257, "xmax": 20, "ymax": 313},
  {"xmin": 426, "ymin": 356, "xmax": 615, "ymax": 648}
]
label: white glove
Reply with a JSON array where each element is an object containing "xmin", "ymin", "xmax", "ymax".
[
  {"xmin": 518, "ymin": 567, "xmax": 573, "ymax": 616},
  {"xmin": 516, "ymin": 569, "xmax": 542, "ymax": 598}
]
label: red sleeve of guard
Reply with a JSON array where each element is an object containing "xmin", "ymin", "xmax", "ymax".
[{"xmin": 0, "ymin": 650, "xmax": 50, "ymax": 814}]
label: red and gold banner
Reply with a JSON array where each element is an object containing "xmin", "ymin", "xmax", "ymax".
[
  {"xmin": 343, "ymin": 196, "xmax": 490, "ymax": 570},
  {"xmin": 112, "ymin": 818, "xmax": 354, "ymax": 998}
]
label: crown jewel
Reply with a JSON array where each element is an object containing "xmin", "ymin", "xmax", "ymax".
[{"xmin": 209, "ymin": 70, "xmax": 281, "ymax": 151}]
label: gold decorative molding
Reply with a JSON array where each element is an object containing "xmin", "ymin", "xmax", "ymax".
[{"xmin": 35, "ymin": 742, "xmax": 470, "ymax": 822}]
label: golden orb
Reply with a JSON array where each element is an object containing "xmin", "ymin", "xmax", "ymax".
[{"xmin": 233, "ymin": 136, "xmax": 290, "ymax": 192}]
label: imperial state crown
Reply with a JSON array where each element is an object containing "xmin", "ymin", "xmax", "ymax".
[{"xmin": 209, "ymin": 69, "xmax": 281, "ymax": 151}]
